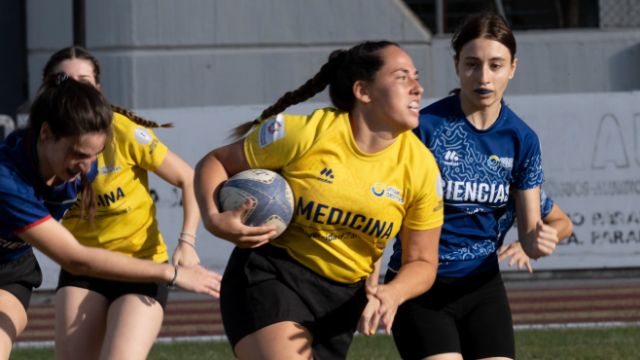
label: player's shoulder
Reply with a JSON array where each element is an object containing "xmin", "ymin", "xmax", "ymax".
[
  {"xmin": 277, "ymin": 107, "xmax": 346, "ymax": 140},
  {"xmin": 401, "ymin": 131, "xmax": 439, "ymax": 172},
  {"xmin": 417, "ymin": 95, "xmax": 461, "ymax": 131},
  {"xmin": 501, "ymin": 103, "xmax": 539, "ymax": 140}
]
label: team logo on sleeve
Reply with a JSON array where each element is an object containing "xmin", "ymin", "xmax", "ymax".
[
  {"xmin": 259, "ymin": 114, "xmax": 286, "ymax": 148},
  {"xmin": 134, "ymin": 128, "xmax": 152, "ymax": 145}
]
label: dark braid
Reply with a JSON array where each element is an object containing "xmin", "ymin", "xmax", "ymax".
[
  {"xmin": 230, "ymin": 40, "xmax": 399, "ymax": 140},
  {"xmin": 111, "ymin": 105, "xmax": 173, "ymax": 128}
]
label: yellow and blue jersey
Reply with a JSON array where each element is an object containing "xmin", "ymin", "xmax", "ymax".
[
  {"xmin": 62, "ymin": 113, "xmax": 169, "ymax": 262},
  {"xmin": 245, "ymin": 108, "xmax": 443, "ymax": 283},
  {"xmin": 0, "ymin": 131, "xmax": 97, "ymax": 261}
]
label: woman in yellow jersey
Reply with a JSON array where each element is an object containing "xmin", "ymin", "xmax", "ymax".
[
  {"xmin": 40, "ymin": 47, "xmax": 218, "ymax": 360},
  {"xmin": 195, "ymin": 41, "xmax": 444, "ymax": 360}
]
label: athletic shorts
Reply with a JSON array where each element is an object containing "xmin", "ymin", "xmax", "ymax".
[
  {"xmin": 0, "ymin": 249, "xmax": 43, "ymax": 311},
  {"xmin": 386, "ymin": 266, "xmax": 515, "ymax": 360},
  {"xmin": 57, "ymin": 268, "xmax": 169, "ymax": 309},
  {"xmin": 220, "ymin": 244, "xmax": 369, "ymax": 360}
]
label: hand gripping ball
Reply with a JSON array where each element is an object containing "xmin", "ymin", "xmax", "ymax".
[{"xmin": 219, "ymin": 169, "xmax": 294, "ymax": 238}]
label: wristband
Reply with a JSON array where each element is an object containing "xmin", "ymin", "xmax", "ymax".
[
  {"xmin": 178, "ymin": 237, "xmax": 196, "ymax": 249},
  {"xmin": 168, "ymin": 264, "xmax": 179, "ymax": 290},
  {"xmin": 180, "ymin": 231, "xmax": 197, "ymax": 239}
]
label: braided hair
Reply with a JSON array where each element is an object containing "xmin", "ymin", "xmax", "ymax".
[
  {"xmin": 231, "ymin": 40, "xmax": 399, "ymax": 139},
  {"xmin": 44, "ymin": 46, "xmax": 172, "ymax": 128}
]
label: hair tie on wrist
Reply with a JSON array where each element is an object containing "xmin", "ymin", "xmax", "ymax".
[
  {"xmin": 168, "ymin": 264, "xmax": 179, "ymax": 290},
  {"xmin": 178, "ymin": 237, "xmax": 196, "ymax": 249},
  {"xmin": 180, "ymin": 231, "xmax": 197, "ymax": 239}
]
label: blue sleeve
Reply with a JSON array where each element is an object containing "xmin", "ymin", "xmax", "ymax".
[
  {"xmin": 513, "ymin": 131, "xmax": 545, "ymax": 190},
  {"xmin": 0, "ymin": 174, "xmax": 52, "ymax": 235},
  {"xmin": 540, "ymin": 190, "xmax": 554, "ymax": 218}
]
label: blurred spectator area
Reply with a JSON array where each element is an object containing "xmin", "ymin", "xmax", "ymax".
[{"xmin": 402, "ymin": 0, "xmax": 636, "ymax": 33}]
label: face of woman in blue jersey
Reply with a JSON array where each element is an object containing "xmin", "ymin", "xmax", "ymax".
[
  {"xmin": 38, "ymin": 123, "xmax": 106, "ymax": 183},
  {"xmin": 454, "ymin": 38, "xmax": 517, "ymax": 111},
  {"xmin": 357, "ymin": 45, "xmax": 423, "ymax": 132}
]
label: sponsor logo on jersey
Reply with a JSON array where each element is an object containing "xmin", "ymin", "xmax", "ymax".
[
  {"xmin": 96, "ymin": 187, "xmax": 126, "ymax": 207},
  {"xmin": 99, "ymin": 165, "xmax": 122, "ymax": 175},
  {"xmin": 487, "ymin": 155, "xmax": 500, "ymax": 168},
  {"xmin": 295, "ymin": 197, "xmax": 395, "ymax": 240},
  {"xmin": 317, "ymin": 168, "xmax": 334, "ymax": 184},
  {"xmin": 500, "ymin": 157, "xmax": 513, "ymax": 169},
  {"xmin": 134, "ymin": 128, "xmax": 152, "ymax": 145},
  {"xmin": 371, "ymin": 183, "xmax": 385, "ymax": 197},
  {"xmin": 371, "ymin": 183, "xmax": 404, "ymax": 204},
  {"xmin": 443, "ymin": 180, "xmax": 509, "ymax": 204},
  {"xmin": 259, "ymin": 114, "xmax": 286, "ymax": 148},
  {"xmin": 444, "ymin": 150, "xmax": 460, "ymax": 166}
]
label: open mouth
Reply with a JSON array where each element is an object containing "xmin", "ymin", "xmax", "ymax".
[
  {"xmin": 474, "ymin": 89, "xmax": 492, "ymax": 95},
  {"xmin": 408, "ymin": 101, "xmax": 420, "ymax": 111},
  {"xmin": 66, "ymin": 168, "xmax": 80, "ymax": 176}
]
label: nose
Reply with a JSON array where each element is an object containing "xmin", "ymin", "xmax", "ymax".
[
  {"xmin": 77, "ymin": 157, "xmax": 95, "ymax": 173},
  {"xmin": 479, "ymin": 64, "xmax": 490, "ymax": 84},
  {"xmin": 411, "ymin": 78, "xmax": 424, "ymax": 96}
]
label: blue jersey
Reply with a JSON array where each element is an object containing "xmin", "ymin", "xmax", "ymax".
[
  {"xmin": 388, "ymin": 94, "xmax": 545, "ymax": 277},
  {"xmin": 0, "ymin": 130, "xmax": 97, "ymax": 261}
]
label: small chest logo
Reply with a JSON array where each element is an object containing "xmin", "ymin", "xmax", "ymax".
[
  {"xmin": 488, "ymin": 155, "xmax": 500, "ymax": 168},
  {"xmin": 316, "ymin": 167, "xmax": 334, "ymax": 184},
  {"xmin": 371, "ymin": 183, "xmax": 385, "ymax": 197},
  {"xmin": 444, "ymin": 150, "xmax": 460, "ymax": 166},
  {"xmin": 371, "ymin": 183, "xmax": 405, "ymax": 204}
]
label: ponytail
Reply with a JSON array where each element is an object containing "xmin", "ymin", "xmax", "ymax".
[
  {"xmin": 80, "ymin": 173, "xmax": 97, "ymax": 226},
  {"xmin": 111, "ymin": 105, "xmax": 173, "ymax": 128},
  {"xmin": 230, "ymin": 40, "xmax": 399, "ymax": 140}
]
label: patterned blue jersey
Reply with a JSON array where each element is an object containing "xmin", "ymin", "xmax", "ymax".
[
  {"xmin": 0, "ymin": 130, "xmax": 97, "ymax": 261},
  {"xmin": 388, "ymin": 94, "xmax": 545, "ymax": 277}
]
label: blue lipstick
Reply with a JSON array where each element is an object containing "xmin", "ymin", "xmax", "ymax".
[{"xmin": 475, "ymin": 89, "xmax": 491, "ymax": 95}]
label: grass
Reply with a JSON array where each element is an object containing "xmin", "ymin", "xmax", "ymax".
[{"xmin": 10, "ymin": 326, "xmax": 640, "ymax": 359}]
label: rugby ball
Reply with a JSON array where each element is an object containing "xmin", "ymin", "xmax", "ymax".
[{"xmin": 219, "ymin": 169, "xmax": 294, "ymax": 238}]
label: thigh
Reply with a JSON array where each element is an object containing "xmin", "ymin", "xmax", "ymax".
[
  {"xmin": 392, "ymin": 295, "xmax": 461, "ymax": 360},
  {"xmin": 100, "ymin": 294, "xmax": 164, "ymax": 360},
  {"xmin": 235, "ymin": 321, "xmax": 313, "ymax": 360},
  {"xmin": 458, "ymin": 278, "xmax": 514, "ymax": 360},
  {"xmin": 55, "ymin": 286, "xmax": 110, "ymax": 360},
  {"xmin": 0, "ymin": 289, "xmax": 28, "ymax": 360}
]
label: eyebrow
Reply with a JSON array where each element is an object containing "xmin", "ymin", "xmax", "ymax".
[
  {"xmin": 73, "ymin": 145, "xmax": 106, "ymax": 158},
  {"xmin": 464, "ymin": 56, "xmax": 507, "ymax": 61},
  {"xmin": 393, "ymin": 69, "xmax": 419, "ymax": 76}
]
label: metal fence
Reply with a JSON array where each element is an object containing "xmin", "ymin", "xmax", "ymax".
[{"xmin": 599, "ymin": 0, "xmax": 640, "ymax": 28}]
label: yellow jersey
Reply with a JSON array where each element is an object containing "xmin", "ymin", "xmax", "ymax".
[
  {"xmin": 245, "ymin": 108, "xmax": 443, "ymax": 283},
  {"xmin": 62, "ymin": 113, "xmax": 169, "ymax": 262}
]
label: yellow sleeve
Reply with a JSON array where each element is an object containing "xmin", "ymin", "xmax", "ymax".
[
  {"xmin": 244, "ymin": 112, "xmax": 319, "ymax": 170},
  {"xmin": 115, "ymin": 114, "xmax": 168, "ymax": 171},
  {"xmin": 403, "ymin": 150, "xmax": 444, "ymax": 231}
]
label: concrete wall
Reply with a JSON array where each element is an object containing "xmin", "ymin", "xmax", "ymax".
[
  {"xmin": 431, "ymin": 28, "xmax": 640, "ymax": 98},
  {"xmin": 26, "ymin": 0, "xmax": 433, "ymax": 108}
]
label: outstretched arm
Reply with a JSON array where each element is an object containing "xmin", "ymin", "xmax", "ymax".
[
  {"xmin": 154, "ymin": 150, "xmax": 201, "ymax": 266},
  {"xmin": 194, "ymin": 139, "xmax": 276, "ymax": 247},
  {"xmin": 367, "ymin": 226, "xmax": 440, "ymax": 334},
  {"xmin": 18, "ymin": 219, "xmax": 222, "ymax": 297}
]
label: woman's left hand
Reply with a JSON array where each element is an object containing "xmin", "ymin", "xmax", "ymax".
[
  {"xmin": 366, "ymin": 284, "xmax": 402, "ymax": 335},
  {"xmin": 172, "ymin": 240, "xmax": 201, "ymax": 266},
  {"xmin": 358, "ymin": 291, "xmax": 381, "ymax": 337},
  {"xmin": 497, "ymin": 241, "xmax": 532, "ymax": 273}
]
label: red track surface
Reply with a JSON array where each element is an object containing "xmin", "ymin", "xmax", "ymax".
[{"xmin": 16, "ymin": 284, "xmax": 640, "ymax": 343}]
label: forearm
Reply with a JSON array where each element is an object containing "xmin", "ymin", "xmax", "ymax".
[
  {"xmin": 65, "ymin": 246, "xmax": 175, "ymax": 282},
  {"xmin": 180, "ymin": 179, "xmax": 201, "ymax": 243},
  {"xmin": 194, "ymin": 153, "xmax": 229, "ymax": 233},
  {"xmin": 386, "ymin": 260, "xmax": 436, "ymax": 303},
  {"xmin": 366, "ymin": 256, "xmax": 383, "ymax": 287}
]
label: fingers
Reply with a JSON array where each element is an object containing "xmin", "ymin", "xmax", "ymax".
[
  {"xmin": 232, "ymin": 199, "xmax": 253, "ymax": 217},
  {"xmin": 370, "ymin": 307, "xmax": 381, "ymax": 336},
  {"xmin": 524, "ymin": 259, "xmax": 533, "ymax": 273},
  {"xmin": 365, "ymin": 285, "xmax": 378, "ymax": 296}
]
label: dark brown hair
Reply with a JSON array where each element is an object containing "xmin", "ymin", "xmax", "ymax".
[
  {"xmin": 231, "ymin": 40, "xmax": 399, "ymax": 139},
  {"xmin": 43, "ymin": 46, "xmax": 172, "ymax": 128},
  {"xmin": 450, "ymin": 12, "xmax": 516, "ymax": 95},
  {"xmin": 30, "ymin": 74, "xmax": 113, "ymax": 224}
]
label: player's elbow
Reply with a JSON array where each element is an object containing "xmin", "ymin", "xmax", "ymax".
[
  {"xmin": 559, "ymin": 220, "xmax": 574, "ymax": 242},
  {"xmin": 60, "ymin": 251, "xmax": 94, "ymax": 276}
]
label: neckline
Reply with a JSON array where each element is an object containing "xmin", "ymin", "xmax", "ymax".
[
  {"xmin": 340, "ymin": 111, "xmax": 403, "ymax": 161},
  {"xmin": 453, "ymin": 94, "xmax": 505, "ymax": 134}
]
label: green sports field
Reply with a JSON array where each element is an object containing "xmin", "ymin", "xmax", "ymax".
[{"xmin": 11, "ymin": 326, "xmax": 640, "ymax": 360}]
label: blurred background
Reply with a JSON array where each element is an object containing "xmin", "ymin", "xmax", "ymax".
[{"xmin": 1, "ymin": 0, "xmax": 640, "ymax": 289}]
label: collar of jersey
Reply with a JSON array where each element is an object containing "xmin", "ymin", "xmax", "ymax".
[
  {"xmin": 453, "ymin": 94, "xmax": 506, "ymax": 134},
  {"xmin": 342, "ymin": 111, "xmax": 404, "ymax": 161}
]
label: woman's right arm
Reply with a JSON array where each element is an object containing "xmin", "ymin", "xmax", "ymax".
[
  {"xmin": 194, "ymin": 139, "xmax": 276, "ymax": 247},
  {"xmin": 18, "ymin": 219, "xmax": 222, "ymax": 297}
]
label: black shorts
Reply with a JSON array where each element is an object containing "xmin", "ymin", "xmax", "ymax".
[
  {"xmin": 220, "ymin": 244, "xmax": 369, "ymax": 360},
  {"xmin": 57, "ymin": 268, "xmax": 169, "ymax": 309},
  {"xmin": 386, "ymin": 266, "xmax": 515, "ymax": 360},
  {"xmin": 0, "ymin": 249, "xmax": 43, "ymax": 311}
]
